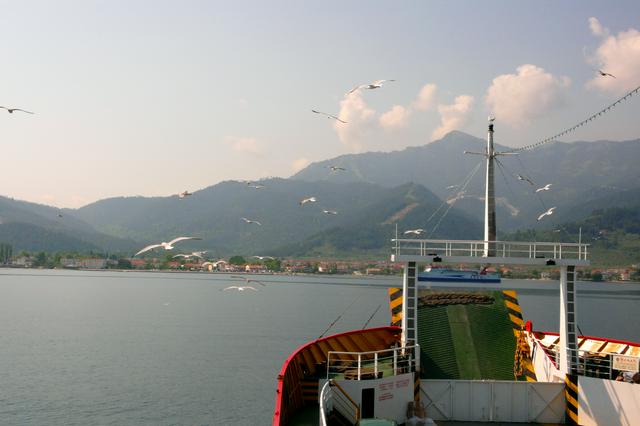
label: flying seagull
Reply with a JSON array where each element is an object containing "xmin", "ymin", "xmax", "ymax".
[
  {"xmin": 535, "ymin": 183, "xmax": 552, "ymax": 193},
  {"xmin": 299, "ymin": 196, "xmax": 317, "ymax": 206},
  {"xmin": 223, "ymin": 285, "xmax": 258, "ymax": 292},
  {"xmin": 327, "ymin": 165, "xmax": 346, "ymax": 172},
  {"xmin": 517, "ymin": 174, "xmax": 535, "ymax": 185},
  {"xmin": 134, "ymin": 236, "xmax": 202, "ymax": 256},
  {"xmin": 0, "ymin": 106, "xmax": 34, "ymax": 114},
  {"xmin": 347, "ymin": 79, "xmax": 395, "ymax": 95},
  {"xmin": 247, "ymin": 182, "xmax": 265, "ymax": 189},
  {"xmin": 311, "ymin": 109, "xmax": 347, "ymax": 124},
  {"xmin": 537, "ymin": 207, "xmax": 556, "ymax": 221},
  {"xmin": 241, "ymin": 217, "xmax": 262, "ymax": 226},
  {"xmin": 403, "ymin": 229, "xmax": 425, "ymax": 235},
  {"xmin": 252, "ymin": 255, "xmax": 275, "ymax": 260},
  {"xmin": 231, "ymin": 276, "xmax": 266, "ymax": 286},
  {"xmin": 173, "ymin": 251, "xmax": 207, "ymax": 259},
  {"xmin": 322, "ymin": 209, "xmax": 338, "ymax": 215},
  {"xmin": 173, "ymin": 254, "xmax": 192, "ymax": 259},
  {"xmin": 597, "ymin": 70, "xmax": 616, "ymax": 78},
  {"xmin": 178, "ymin": 190, "xmax": 192, "ymax": 199}
]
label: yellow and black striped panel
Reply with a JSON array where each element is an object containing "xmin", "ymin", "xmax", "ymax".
[
  {"xmin": 522, "ymin": 360, "xmax": 537, "ymax": 382},
  {"xmin": 564, "ymin": 374, "xmax": 579, "ymax": 425},
  {"xmin": 388, "ymin": 287, "xmax": 403, "ymax": 327},
  {"xmin": 502, "ymin": 290, "xmax": 524, "ymax": 336},
  {"xmin": 504, "ymin": 290, "xmax": 537, "ymax": 382},
  {"xmin": 414, "ymin": 374, "xmax": 420, "ymax": 401}
]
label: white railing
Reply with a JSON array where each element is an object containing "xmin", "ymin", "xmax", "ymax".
[
  {"xmin": 319, "ymin": 380, "xmax": 332, "ymax": 426},
  {"xmin": 563, "ymin": 349, "xmax": 639, "ymax": 380},
  {"xmin": 392, "ymin": 238, "xmax": 589, "ymax": 261},
  {"xmin": 327, "ymin": 344, "xmax": 420, "ymax": 380},
  {"xmin": 320, "ymin": 379, "xmax": 360, "ymax": 426}
]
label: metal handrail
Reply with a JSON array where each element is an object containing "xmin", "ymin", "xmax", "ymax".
[
  {"xmin": 320, "ymin": 379, "xmax": 360, "ymax": 426},
  {"xmin": 319, "ymin": 380, "xmax": 331, "ymax": 426},
  {"xmin": 327, "ymin": 344, "xmax": 420, "ymax": 380},
  {"xmin": 544, "ymin": 345, "xmax": 640, "ymax": 380},
  {"xmin": 391, "ymin": 238, "xmax": 589, "ymax": 261}
]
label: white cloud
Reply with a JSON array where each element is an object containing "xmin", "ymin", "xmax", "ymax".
[
  {"xmin": 226, "ymin": 137, "xmax": 263, "ymax": 155},
  {"xmin": 334, "ymin": 91, "xmax": 376, "ymax": 152},
  {"xmin": 412, "ymin": 83, "xmax": 437, "ymax": 111},
  {"xmin": 431, "ymin": 95, "xmax": 474, "ymax": 140},
  {"xmin": 291, "ymin": 157, "xmax": 311, "ymax": 173},
  {"xmin": 379, "ymin": 105, "xmax": 411, "ymax": 130},
  {"xmin": 586, "ymin": 19, "xmax": 640, "ymax": 95},
  {"xmin": 485, "ymin": 64, "xmax": 570, "ymax": 127},
  {"xmin": 588, "ymin": 17, "xmax": 608, "ymax": 37}
]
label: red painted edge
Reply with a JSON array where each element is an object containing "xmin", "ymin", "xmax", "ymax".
[{"xmin": 272, "ymin": 326, "xmax": 401, "ymax": 425}]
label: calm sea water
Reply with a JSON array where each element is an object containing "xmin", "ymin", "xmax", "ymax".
[{"xmin": 0, "ymin": 269, "xmax": 638, "ymax": 425}]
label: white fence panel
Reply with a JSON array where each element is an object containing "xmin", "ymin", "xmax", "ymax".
[{"xmin": 422, "ymin": 380, "xmax": 565, "ymax": 423}]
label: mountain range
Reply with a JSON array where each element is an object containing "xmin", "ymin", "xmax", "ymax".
[
  {"xmin": 1, "ymin": 131, "xmax": 639, "ymax": 258},
  {"xmin": 293, "ymin": 131, "xmax": 640, "ymax": 230}
]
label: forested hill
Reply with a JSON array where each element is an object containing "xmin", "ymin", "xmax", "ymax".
[{"xmin": 293, "ymin": 131, "xmax": 640, "ymax": 232}]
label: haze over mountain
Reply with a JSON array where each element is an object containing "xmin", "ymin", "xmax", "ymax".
[
  {"xmin": 271, "ymin": 182, "xmax": 481, "ymax": 257},
  {"xmin": 2, "ymin": 131, "xmax": 639, "ymax": 257},
  {"xmin": 73, "ymin": 179, "xmax": 480, "ymax": 257},
  {"xmin": 0, "ymin": 196, "xmax": 136, "ymax": 252},
  {"xmin": 293, "ymin": 131, "xmax": 640, "ymax": 232}
]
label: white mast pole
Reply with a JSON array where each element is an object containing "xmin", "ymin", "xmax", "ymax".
[{"xmin": 484, "ymin": 117, "xmax": 497, "ymax": 257}]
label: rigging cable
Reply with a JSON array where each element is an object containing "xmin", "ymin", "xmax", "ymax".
[
  {"xmin": 501, "ymin": 83, "xmax": 640, "ymax": 154},
  {"xmin": 317, "ymin": 295, "xmax": 361, "ymax": 339},
  {"xmin": 425, "ymin": 160, "xmax": 484, "ymax": 225},
  {"xmin": 494, "ymin": 157, "xmax": 519, "ymax": 205},
  {"xmin": 514, "ymin": 154, "xmax": 537, "ymax": 187},
  {"xmin": 428, "ymin": 159, "xmax": 483, "ymax": 237},
  {"xmin": 362, "ymin": 304, "xmax": 382, "ymax": 329}
]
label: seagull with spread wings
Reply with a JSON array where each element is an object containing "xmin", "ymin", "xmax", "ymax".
[
  {"xmin": 535, "ymin": 183, "xmax": 552, "ymax": 193},
  {"xmin": 0, "ymin": 106, "xmax": 34, "ymax": 114},
  {"xmin": 597, "ymin": 70, "xmax": 616, "ymax": 78},
  {"xmin": 178, "ymin": 190, "xmax": 192, "ymax": 199},
  {"xmin": 223, "ymin": 285, "xmax": 258, "ymax": 292},
  {"xmin": 311, "ymin": 109, "xmax": 347, "ymax": 124},
  {"xmin": 322, "ymin": 209, "xmax": 338, "ymax": 215},
  {"xmin": 537, "ymin": 207, "xmax": 556, "ymax": 221},
  {"xmin": 134, "ymin": 236, "xmax": 202, "ymax": 256},
  {"xmin": 173, "ymin": 251, "xmax": 207, "ymax": 259},
  {"xmin": 252, "ymin": 256, "xmax": 275, "ymax": 261},
  {"xmin": 241, "ymin": 217, "xmax": 262, "ymax": 226},
  {"xmin": 299, "ymin": 196, "xmax": 317, "ymax": 206},
  {"xmin": 517, "ymin": 174, "xmax": 535, "ymax": 185},
  {"xmin": 347, "ymin": 79, "xmax": 395, "ymax": 95},
  {"xmin": 404, "ymin": 229, "xmax": 425, "ymax": 236},
  {"xmin": 327, "ymin": 165, "xmax": 346, "ymax": 172}
]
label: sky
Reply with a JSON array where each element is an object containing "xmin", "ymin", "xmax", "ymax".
[{"xmin": 1, "ymin": 0, "xmax": 640, "ymax": 208}]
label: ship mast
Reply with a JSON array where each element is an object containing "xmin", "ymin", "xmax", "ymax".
[
  {"xmin": 464, "ymin": 117, "xmax": 498, "ymax": 257},
  {"xmin": 484, "ymin": 118, "xmax": 496, "ymax": 257}
]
